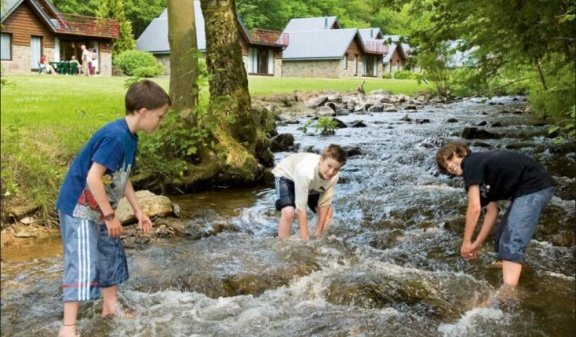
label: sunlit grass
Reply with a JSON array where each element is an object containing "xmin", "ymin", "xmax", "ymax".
[
  {"xmin": 248, "ymin": 76, "xmax": 432, "ymax": 96},
  {"xmin": 1, "ymin": 74, "xmax": 429, "ymax": 152}
]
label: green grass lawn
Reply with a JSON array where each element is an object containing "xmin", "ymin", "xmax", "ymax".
[
  {"xmin": 248, "ymin": 76, "xmax": 432, "ymax": 96},
  {"xmin": 1, "ymin": 74, "xmax": 430, "ymax": 153}
]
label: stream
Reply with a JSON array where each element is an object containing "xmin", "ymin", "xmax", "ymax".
[{"xmin": 1, "ymin": 96, "xmax": 575, "ymax": 337}]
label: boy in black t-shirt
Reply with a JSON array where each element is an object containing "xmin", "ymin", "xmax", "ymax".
[{"xmin": 436, "ymin": 142, "xmax": 556, "ymax": 289}]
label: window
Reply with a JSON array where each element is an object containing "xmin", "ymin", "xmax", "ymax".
[
  {"xmin": 344, "ymin": 53, "xmax": 348, "ymax": 70},
  {"xmin": 1, "ymin": 33, "xmax": 12, "ymax": 60}
]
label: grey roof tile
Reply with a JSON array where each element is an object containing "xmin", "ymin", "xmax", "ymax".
[{"xmin": 282, "ymin": 28, "xmax": 359, "ymax": 60}]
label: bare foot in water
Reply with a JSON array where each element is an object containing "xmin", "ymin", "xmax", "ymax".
[
  {"xmin": 58, "ymin": 324, "xmax": 79, "ymax": 337},
  {"xmin": 494, "ymin": 284, "xmax": 518, "ymax": 302},
  {"xmin": 101, "ymin": 305, "xmax": 135, "ymax": 319}
]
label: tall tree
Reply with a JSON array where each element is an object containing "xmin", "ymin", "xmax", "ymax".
[
  {"xmin": 167, "ymin": 0, "xmax": 199, "ymax": 124},
  {"xmin": 201, "ymin": 0, "xmax": 273, "ymax": 176},
  {"xmin": 124, "ymin": 0, "xmax": 166, "ymax": 38},
  {"xmin": 96, "ymin": 0, "xmax": 135, "ymax": 56}
]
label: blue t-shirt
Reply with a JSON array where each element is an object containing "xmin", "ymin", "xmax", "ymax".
[{"xmin": 56, "ymin": 119, "xmax": 138, "ymax": 221}]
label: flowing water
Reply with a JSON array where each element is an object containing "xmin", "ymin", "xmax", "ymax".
[{"xmin": 2, "ymin": 96, "xmax": 575, "ymax": 337}]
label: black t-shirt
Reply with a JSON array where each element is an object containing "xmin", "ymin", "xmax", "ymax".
[{"xmin": 462, "ymin": 151, "xmax": 555, "ymax": 206}]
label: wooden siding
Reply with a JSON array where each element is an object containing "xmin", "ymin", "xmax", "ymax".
[
  {"xmin": 1, "ymin": 2, "xmax": 55, "ymax": 48},
  {"xmin": 239, "ymin": 35, "xmax": 249, "ymax": 56},
  {"xmin": 345, "ymin": 38, "xmax": 362, "ymax": 57}
]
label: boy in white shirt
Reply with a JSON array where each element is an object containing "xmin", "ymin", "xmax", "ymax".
[{"xmin": 272, "ymin": 144, "xmax": 347, "ymax": 240}]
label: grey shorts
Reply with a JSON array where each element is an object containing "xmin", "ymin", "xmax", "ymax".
[
  {"xmin": 494, "ymin": 186, "xmax": 555, "ymax": 263},
  {"xmin": 59, "ymin": 210, "xmax": 128, "ymax": 302},
  {"xmin": 274, "ymin": 177, "xmax": 319, "ymax": 212}
]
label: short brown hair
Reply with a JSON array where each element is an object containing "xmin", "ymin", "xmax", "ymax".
[
  {"xmin": 321, "ymin": 144, "xmax": 347, "ymax": 165},
  {"xmin": 436, "ymin": 142, "xmax": 471, "ymax": 174},
  {"xmin": 125, "ymin": 80, "xmax": 171, "ymax": 114}
]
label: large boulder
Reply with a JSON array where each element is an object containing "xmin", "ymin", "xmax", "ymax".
[{"xmin": 116, "ymin": 190, "xmax": 178, "ymax": 224}]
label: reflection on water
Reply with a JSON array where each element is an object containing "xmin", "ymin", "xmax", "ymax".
[
  {"xmin": 1, "ymin": 235, "xmax": 62, "ymax": 262},
  {"xmin": 1, "ymin": 96, "xmax": 575, "ymax": 337}
]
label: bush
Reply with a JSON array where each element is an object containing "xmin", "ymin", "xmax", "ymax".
[
  {"xmin": 133, "ymin": 64, "xmax": 164, "ymax": 77},
  {"xmin": 113, "ymin": 50, "xmax": 163, "ymax": 76},
  {"xmin": 382, "ymin": 73, "xmax": 392, "ymax": 79},
  {"xmin": 528, "ymin": 61, "xmax": 576, "ymax": 139},
  {"xmin": 393, "ymin": 70, "xmax": 415, "ymax": 79}
]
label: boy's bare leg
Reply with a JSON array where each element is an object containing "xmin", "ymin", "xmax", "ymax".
[
  {"xmin": 58, "ymin": 302, "xmax": 79, "ymax": 337},
  {"xmin": 101, "ymin": 286, "xmax": 118, "ymax": 317},
  {"xmin": 502, "ymin": 260, "xmax": 522, "ymax": 286},
  {"xmin": 278, "ymin": 207, "xmax": 295, "ymax": 238}
]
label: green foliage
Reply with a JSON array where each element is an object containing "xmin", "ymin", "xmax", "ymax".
[
  {"xmin": 97, "ymin": 0, "xmax": 136, "ymax": 56},
  {"xmin": 236, "ymin": 0, "xmax": 411, "ymax": 34},
  {"xmin": 136, "ymin": 109, "xmax": 212, "ymax": 189},
  {"xmin": 315, "ymin": 117, "xmax": 338, "ymax": 135},
  {"xmin": 381, "ymin": 73, "xmax": 392, "ymax": 79},
  {"xmin": 1, "ymin": 119, "xmax": 60, "ymax": 226},
  {"xmin": 132, "ymin": 64, "xmax": 164, "ymax": 77},
  {"xmin": 113, "ymin": 50, "xmax": 162, "ymax": 76},
  {"xmin": 528, "ymin": 61, "xmax": 576, "ymax": 140},
  {"xmin": 393, "ymin": 70, "xmax": 415, "ymax": 80},
  {"xmin": 417, "ymin": 48, "xmax": 451, "ymax": 97},
  {"xmin": 124, "ymin": 0, "xmax": 167, "ymax": 38},
  {"xmin": 301, "ymin": 117, "xmax": 338, "ymax": 136},
  {"xmin": 548, "ymin": 106, "xmax": 575, "ymax": 141},
  {"xmin": 52, "ymin": 0, "xmax": 99, "ymax": 15}
]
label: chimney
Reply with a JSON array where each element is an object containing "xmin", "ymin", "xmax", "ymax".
[{"xmin": 324, "ymin": 17, "xmax": 328, "ymax": 28}]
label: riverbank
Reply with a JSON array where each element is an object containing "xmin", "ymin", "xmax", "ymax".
[
  {"xmin": 2, "ymin": 91, "xmax": 574, "ymax": 254},
  {"xmin": 0, "ymin": 76, "xmax": 432, "ymax": 232}
]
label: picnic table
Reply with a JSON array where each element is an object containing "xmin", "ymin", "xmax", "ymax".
[{"xmin": 49, "ymin": 61, "xmax": 78, "ymax": 75}]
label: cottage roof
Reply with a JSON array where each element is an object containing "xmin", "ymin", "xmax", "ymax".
[
  {"xmin": 137, "ymin": 4, "xmax": 206, "ymax": 53},
  {"xmin": 1, "ymin": 0, "xmax": 24, "ymax": 21},
  {"xmin": 359, "ymin": 28, "xmax": 382, "ymax": 40},
  {"xmin": 282, "ymin": 28, "xmax": 361, "ymax": 60},
  {"xmin": 137, "ymin": 1, "xmax": 284, "ymax": 55},
  {"xmin": 283, "ymin": 16, "xmax": 342, "ymax": 32},
  {"xmin": 383, "ymin": 34, "xmax": 411, "ymax": 55},
  {"xmin": 2, "ymin": 0, "xmax": 57, "ymax": 26},
  {"xmin": 2, "ymin": 0, "xmax": 118, "ymax": 39}
]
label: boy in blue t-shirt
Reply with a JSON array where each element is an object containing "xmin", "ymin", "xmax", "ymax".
[
  {"xmin": 56, "ymin": 80, "xmax": 171, "ymax": 337},
  {"xmin": 436, "ymin": 142, "xmax": 555, "ymax": 292}
]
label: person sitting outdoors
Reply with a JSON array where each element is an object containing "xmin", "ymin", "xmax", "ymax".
[
  {"xmin": 69, "ymin": 56, "xmax": 80, "ymax": 75},
  {"xmin": 39, "ymin": 54, "xmax": 56, "ymax": 74}
]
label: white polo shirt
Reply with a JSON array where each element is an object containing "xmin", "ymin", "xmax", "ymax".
[{"xmin": 272, "ymin": 153, "xmax": 339, "ymax": 211}]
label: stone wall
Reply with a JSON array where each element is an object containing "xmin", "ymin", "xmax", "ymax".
[
  {"xmin": 1, "ymin": 45, "xmax": 54, "ymax": 73},
  {"xmin": 283, "ymin": 59, "xmax": 364, "ymax": 78}
]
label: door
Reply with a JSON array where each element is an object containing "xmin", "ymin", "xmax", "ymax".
[
  {"xmin": 257, "ymin": 49, "xmax": 268, "ymax": 74},
  {"xmin": 31, "ymin": 36, "xmax": 42, "ymax": 70}
]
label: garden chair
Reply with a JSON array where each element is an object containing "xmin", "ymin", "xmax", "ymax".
[
  {"xmin": 59, "ymin": 62, "xmax": 70, "ymax": 75},
  {"xmin": 69, "ymin": 62, "xmax": 78, "ymax": 75}
]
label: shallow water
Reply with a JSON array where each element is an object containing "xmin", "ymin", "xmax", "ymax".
[{"xmin": 1, "ymin": 96, "xmax": 575, "ymax": 337}]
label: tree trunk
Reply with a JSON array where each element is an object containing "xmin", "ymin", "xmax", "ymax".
[
  {"xmin": 534, "ymin": 59, "xmax": 548, "ymax": 91},
  {"xmin": 168, "ymin": 0, "xmax": 199, "ymax": 126},
  {"xmin": 201, "ymin": 0, "xmax": 273, "ymax": 170}
]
